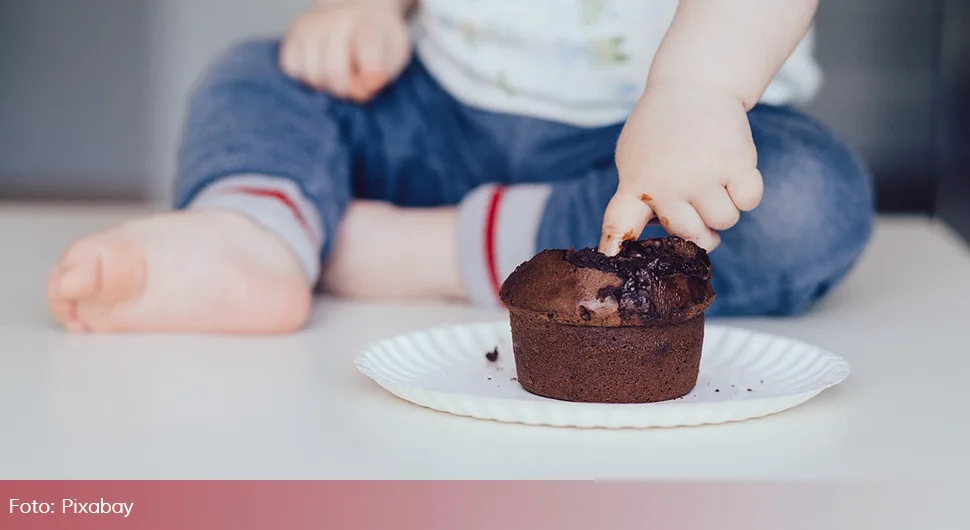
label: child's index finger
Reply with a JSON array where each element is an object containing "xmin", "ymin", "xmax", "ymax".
[{"xmin": 598, "ymin": 191, "xmax": 655, "ymax": 256}]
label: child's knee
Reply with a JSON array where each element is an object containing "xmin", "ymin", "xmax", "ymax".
[
  {"xmin": 738, "ymin": 140, "xmax": 874, "ymax": 313},
  {"xmin": 190, "ymin": 39, "xmax": 292, "ymax": 100}
]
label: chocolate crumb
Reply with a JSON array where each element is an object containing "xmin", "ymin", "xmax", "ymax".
[
  {"xmin": 511, "ymin": 377, "xmax": 518, "ymax": 382},
  {"xmin": 485, "ymin": 348, "xmax": 499, "ymax": 362},
  {"xmin": 547, "ymin": 312, "xmax": 555, "ymax": 320},
  {"xmin": 487, "ymin": 377, "xmax": 492, "ymax": 380},
  {"xmin": 715, "ymin": 389, "xmax": 720, "ymax": 392},
  {"xmin": 747, "ymin": 388, "xmax": 752, "ymax": 392},
  {"xmin": 760, "ymin": 380, "xmax": 764, "ymax": 384},
  {"xmin": 578, "ymin": 305, "xmax": 591, "ymax": 321}
]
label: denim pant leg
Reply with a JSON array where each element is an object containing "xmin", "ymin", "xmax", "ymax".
[
  {"xmin": 174, "ymin": 39, "xmax": 361, "ymax": 260},
  {"xmin": 173, "ymin": 39, "xmax": 494, "ymax": 271},
  {"xmin": 537, "ymin": 104, "xmax": 876, "ymax": 316}
]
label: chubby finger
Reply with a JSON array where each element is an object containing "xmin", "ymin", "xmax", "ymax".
[
  {"xmin": 322, "ymin": 22, "xmax": 356, "ymax": 96},
  {"xmin": 726, "ymin": 167, "xmax": 764, "ymax": 212},
  {"xmin": 279, "ymin": 38, "xmax": 305, "ymax": 80},
  {"xmin": 654, "ymin": 201, "xmax": 721, "ymax": 251},
  {"xmin": 347, "ymin": 28, "xmax": 385, "ymax": 101},
  {"xmin": 383, "ymin": 19, "xmax": 412, "ymax": 78},
  {"xmin": 598, "ymin": 191, "xmax": 655, "ymax": 256},
  {"xmin": 692, "ymin": 187, "xmax": 741, "ymax": 231},
  {"xmin": 302, "ymin": 36, "xmax": 330, "ymax": 89},
  {"xmin": 352, "ymin": 24, "xmax": 387, "ymax": 89}
]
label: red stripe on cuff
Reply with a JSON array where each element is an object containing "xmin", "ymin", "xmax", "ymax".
[
  {"xmin": 484, "ymin": 186, "xmax": 506, "ymax": 302},
  {"xmin": 228, "ymin": 186, "xmax": 315, "ymax": 238}
]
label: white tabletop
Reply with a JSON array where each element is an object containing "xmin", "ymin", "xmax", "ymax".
[{"xmin": 2, "ymin": 202, "xmax": 969, "ymax": 480}]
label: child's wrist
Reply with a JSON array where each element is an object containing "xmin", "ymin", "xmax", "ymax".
[{"xmin": 644, "ymin": 77, "xmax": 751, "ymax": 109}]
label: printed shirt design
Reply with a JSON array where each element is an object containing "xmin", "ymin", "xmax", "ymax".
[{"xmin": 413, "ymin": 0, "xmax": 821, "ymax": 127}]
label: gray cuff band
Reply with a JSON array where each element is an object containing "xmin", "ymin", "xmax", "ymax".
[
  {"xmin": 457, "ymin": 183, "xmax": 553, "ymax": 306},
  {"xmin": 187, "ymin": 175, "xmax": 325, "ymax": 284}
]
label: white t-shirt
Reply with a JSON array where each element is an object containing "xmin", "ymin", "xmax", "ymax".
[{"xmin": 412, "ymin": 0, "xmax": 822, "ymax": 127}]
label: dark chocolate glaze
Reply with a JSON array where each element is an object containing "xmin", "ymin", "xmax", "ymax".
[
  {"xmin": 563, "ymin": 237, "xmax": 712, "ymax": 322},
  {"xmin": 562, "ymin": 237, "xmax": 711, "ymax": 320},
  {"xmin": 565, "ymin": 238, "xmax": 710, "ymax": 280},
  {"xmin": 499, "ymin": 237, "xmax": 715, "ymax": 327}
]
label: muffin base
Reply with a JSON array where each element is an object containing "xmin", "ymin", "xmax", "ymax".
[{"xmin": 508, "ymin": 310, "xmax": 704, "ymax": 404}]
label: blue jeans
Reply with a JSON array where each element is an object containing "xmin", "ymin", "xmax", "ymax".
[{"xmin": 175, "ymin": 39, "xmax": 875, "ymax": 317}]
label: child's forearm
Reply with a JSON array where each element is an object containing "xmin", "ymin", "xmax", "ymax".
[
  {"xmin": 647, "ymin": 0, "xmax": 818, "ymax": 110},
  {"xmin": 312, "ymin": 0, "xmax": 414, "ymax": 14}
]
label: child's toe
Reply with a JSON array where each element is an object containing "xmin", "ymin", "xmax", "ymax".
[
  {"xmin": 56, "ymin": 259, "xmax": 103, "ymax": 300},
  {"xmin": 47, "ymin": 265, "xmax": 80, "ymax": 329},
  {"xmin": 93, "ymin": 243, "xmax": 146, "ymax": 304}
]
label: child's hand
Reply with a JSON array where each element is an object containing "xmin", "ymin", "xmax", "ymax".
[
  {"xmin": 599, "ymin": 83, "xmax": 764, "ymax": 255},
  {"xmin": 279, "ymin": 1, "xmax": 411, "ymax": 102}
]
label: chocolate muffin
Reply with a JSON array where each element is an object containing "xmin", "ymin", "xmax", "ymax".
[{"xmin": 498, "ymin": 237, "xmax": 715, "ymax": 404}]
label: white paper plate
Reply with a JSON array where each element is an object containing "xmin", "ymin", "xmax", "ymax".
[{"xmin": 355, "ymin": 321, "xmax": 849, "ymax": 429}]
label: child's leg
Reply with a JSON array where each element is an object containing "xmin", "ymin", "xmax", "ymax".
[
  {"xmin": 46, "ymin": 40, "xmax": 448, "ymax": 332},
  {"xmin": 49, "ymin": 40, "xmax": 333, "ymax": 333},
  {"xmin": 458, "ymin": 105, "xmax": 875, "ymax": 315},
  {"xmin": 320, "ymin": 200, "xmax": 465, "ymax": 301}
]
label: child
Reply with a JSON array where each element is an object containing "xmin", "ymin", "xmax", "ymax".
[{"xmin": 46, "ymin": 0, "xmax": 874, "ymax": 333}]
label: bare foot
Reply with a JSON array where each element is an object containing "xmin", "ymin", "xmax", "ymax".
[
  {"xmin": 321, "ymin": 201, "xmax": 467, "ymax": 301},
  {"xmin": 47, "ymin": 210, "xmax": 312, "ymax": 334}
]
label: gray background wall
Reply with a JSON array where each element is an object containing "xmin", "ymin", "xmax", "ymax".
[
  {"xmin": 0, "ymin": 0, "xmax": 948, "ymax": 213},
  {"xmin": 0, "ymin": 0, "xmax": 304, "ymax": 201},
  {"xmin": 937, "ymin": 0, "xmax": 970, "ymax": 239}
]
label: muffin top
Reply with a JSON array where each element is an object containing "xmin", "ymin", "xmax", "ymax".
[{"xmin": 499, "ymin": 237, "xmax": 715, "ymax": 327}]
